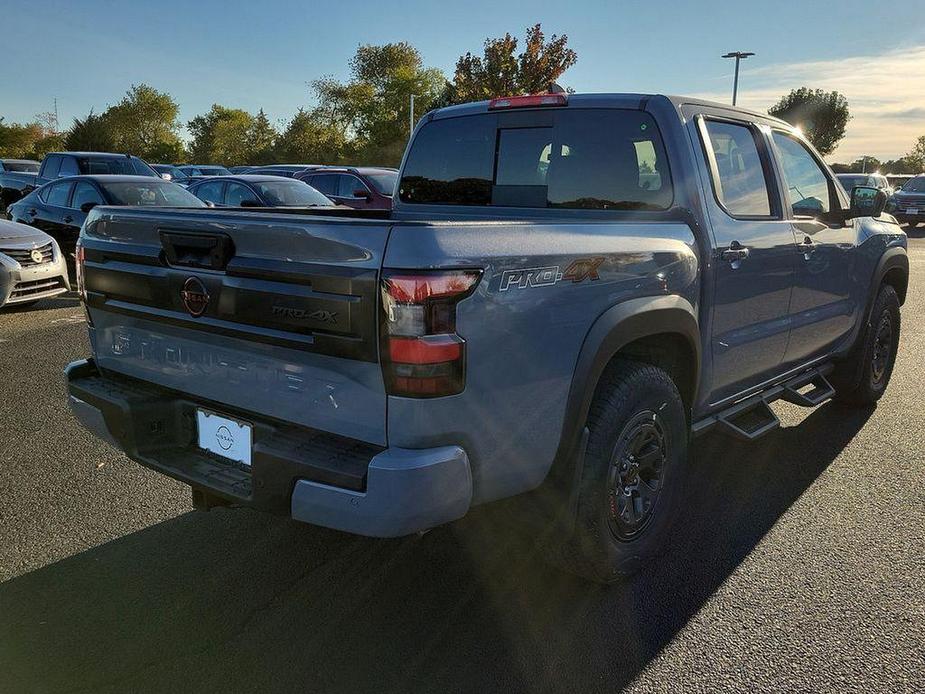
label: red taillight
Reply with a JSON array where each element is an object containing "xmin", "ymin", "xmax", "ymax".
[
  {"xmin": 75, "ymin": 243, "xmax": 86, "ymax": 300},
  {"xmin": 488, "ymin": 93, "xmax": 568, "ymax": 110},
  {"xmin": 381, "ymin": 269, "xmax": 481, "ymax": 397}
]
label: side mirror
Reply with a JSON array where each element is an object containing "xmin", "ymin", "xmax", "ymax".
[
  {"xmin": 239, "ymin": 199, "xmax": 262, "ymax": 208},
  {"xmin": 849, "ymin": 185, "xmax": 887, "ymax": 219},
  {"xmin": 80, "ymin": 201, "xmax": 98, "ymax": 214},
  {"xmin": 353, "ymin": 188, "xmax": 372, "ymax": 200},
  {"xmin": 160, "ymin": 173, "xmax": 172, "ymax": 181},
  {"xmin": 204, "ymin": 200, "xmax": 216, "ymax": 208}
]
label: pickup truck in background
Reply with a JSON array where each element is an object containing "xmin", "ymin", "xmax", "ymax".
[
  {"xmin": 0, "ymin": 159, "xmax": 40, "ymax": 174},
  {"xmin": 65, "ymin": 94, "xmax": 908, "ymax": 583},
  {"xmin": 0, "ymin": 151, "xmax": 159, "ymax": 211}
]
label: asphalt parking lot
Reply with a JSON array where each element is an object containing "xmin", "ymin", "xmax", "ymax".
[{"xmin": 1, "ymin": 239, "xmax": 923, "ymax": 694}]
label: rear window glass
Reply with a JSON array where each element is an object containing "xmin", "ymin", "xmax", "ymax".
[
  {"xmin": 78, "ymin": 157, "xmax": 157, "ymax": 176},
  {"xmin": 399, "ymin": 109, "xmax": 672, "ymax": 210}
]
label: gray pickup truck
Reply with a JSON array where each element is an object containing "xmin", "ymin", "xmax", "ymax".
[{"xmin": 65, "ymin": 94, "xmax": 908, "ymax": 582}]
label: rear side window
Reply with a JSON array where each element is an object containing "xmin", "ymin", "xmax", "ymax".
[
  {"xmin": 309, "ymin": 175, "xmax": 338, "ymax": 196},
  {"xmin": 399, "ymin": 109, "xmax": 672, "ymax": 210},
  {"xmin": 43, "ymin": 181, "xmax": 72, "ymax": 207},
  {"xmin": 703, "ymin": 120, "xmax": 773, "ymax": 217},
  {"xmin": 42, "ymin": 155, "xmax": 61, "ymax": 179},
  {"xmin": 59, "ymin": 157, "xmax": 80, "ymax": 177},
  {"xmin": 71, "ymin": 181, "xmax": 105, "ymax": 209}
]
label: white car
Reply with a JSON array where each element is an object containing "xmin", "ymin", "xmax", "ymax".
[{"xmin": 0, "ymin": 218, "xmax": 70, "ymax": 308}]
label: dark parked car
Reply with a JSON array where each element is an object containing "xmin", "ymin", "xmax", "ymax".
[
  {"xmin": 186, "ymin": 175, "xmax": 335, "ymax": 208},
  {"xmin": 296, "ymin": 166, "xmax": 397, "ymax": 210},
  {"xmin": 0, "ymin": 159, "xmax": 40, "ymax": 174},
  {"xmin": 177, "ymin": 165, "xmax": 232, "ymax": 178},
  {"xmin": 0, "ymin": 152, "xmax": 159, "ymax": 211},
  {"xmin": 240, "ymin": 164, "xmax": 317, "ymax": 177},
  {"xmin": 228, "ymin": 166, "xmax": 252, "ymax": 174},
  {"xmin": 6, "ymin": 175, "xmax": 205, "ymax": 259},
  {"xmin": 836, "ymin": 173, "xmax": 892, "ymax": 196},
  {"xmin": 151, "ymin": 164, "xmax": 192, "ymax": 185},
  {"xmin": 887, "ymin": 174, "xmax": 925, "ymax": 226}
]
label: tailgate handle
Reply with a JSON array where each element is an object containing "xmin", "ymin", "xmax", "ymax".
[{"xmin": 160, "ymin": 231, "xmax": 235, "ymax": 271}]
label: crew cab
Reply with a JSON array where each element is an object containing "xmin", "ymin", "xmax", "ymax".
[
  {"xmin": 65, "ymin": 94, "xmax": 907, "ymax": 583},
  {"xmin": 0, "ymin": 152, "xmax": 159, "ymax": 211}
]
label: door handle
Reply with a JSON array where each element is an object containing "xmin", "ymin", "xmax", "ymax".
[
  {"xmin": 721, "ymin": 241, "xmax": 750, "ymax": 263},
  {"xmin": 27, "ymin": 208, "xmax": 36, "ymax": 215},
  {"xmin": 63, "ymin": 216, "xmax": 73, "ymax": 223},
  {"xmin": 798, "ymin": 236, "xmax": 817, "ymax": 257}
]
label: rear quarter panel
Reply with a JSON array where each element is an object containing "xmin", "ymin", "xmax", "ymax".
[{"xmin": 384, "ymin": 220, "xmax": 699, "ymax": 503}]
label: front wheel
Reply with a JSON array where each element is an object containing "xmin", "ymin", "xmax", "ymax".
[
  {"xmin": 553, "ymin": 360, "xmax": 689, "ymax": 583},
  {"xmin": 832, "ymin": 284, "xmax": 901, "ymax": 406}
]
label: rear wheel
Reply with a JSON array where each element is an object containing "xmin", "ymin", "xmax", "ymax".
[
  {"xmin": 553, "ymin": 360, "xmax": 689, "ymax": 583},
  {"xmin": 832, "ymin": 284, "xmax": 900, "ymax": 406}
]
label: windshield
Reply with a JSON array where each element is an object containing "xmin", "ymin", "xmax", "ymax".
[
  {"xmin": 837, "ymin": 175, "xmax": 870, "ymax": 191},
  {"xmin": 399, "ymin": 109, "xmax": 673, "ymax": 210},
  {"xmin": 4, "ymin": 161, "xmax": 39, "ymax": 173},
  {"xmin": 78, "ymin": 157, "xmax": 159, "ymax": 177},
  {"xmin": 365, "ymin": 172, "xmax": 397, "ymax": 196},
  {"xmin": 199, "ymin": 166, "xmax": 231, "ymax": 176},
  {"xmin": 99, "ymin": 181, "xmax": 206, "ymax": 207},
  {"xmin": 253, "ymin": 180, "xmax": 333, "ymax": 206},
  {"xmin": 900, "ymin": 177, "xmax": 925, "ymax": 193}
]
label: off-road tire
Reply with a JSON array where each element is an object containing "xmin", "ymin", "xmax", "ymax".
[
  {"xmin": 553, "ymin": 360, "xmax": 689, "ymax": 584},
  {"xmin": 832, "ymin": 284, "xmax": 901, "ymax": 406}
]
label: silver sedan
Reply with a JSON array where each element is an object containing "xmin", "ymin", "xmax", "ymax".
[{"xmin": 0, "ymin": 218, "xmax": 70, "ymax": 308}]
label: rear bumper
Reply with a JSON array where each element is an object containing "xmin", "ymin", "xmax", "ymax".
[{"xmin": 65, "ymin": 359, "xmax": 472, "ymax": 537}]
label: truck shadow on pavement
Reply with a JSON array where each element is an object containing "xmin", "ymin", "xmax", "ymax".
[{"xmin": 0, "ymin": 402, "xmax": 873, "ymax": 694}]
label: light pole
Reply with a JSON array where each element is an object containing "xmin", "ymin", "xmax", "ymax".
[
  {"xmin": 409, "ymin": 94, "xmax": 416, "ymax": 138},
  {"xmin": 721, "ymin": 51, "xmax": 755, "ymax": 106}
]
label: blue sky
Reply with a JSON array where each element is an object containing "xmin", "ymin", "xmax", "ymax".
[{"xmin": 4, "ymin": 0, "xmax": 925, "ymax": 160}]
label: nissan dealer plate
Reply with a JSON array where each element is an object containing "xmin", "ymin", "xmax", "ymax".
[{"xmin": 196, "ymin": 409, "xmax": 252, "ymax": 466}]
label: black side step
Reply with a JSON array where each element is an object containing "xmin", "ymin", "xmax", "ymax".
[
  {"xmin": 692, "ymin": 363, "xmax": 835, "ymax": 441},
  {"xmin": 716, "ymin": 399, "xmax": 780, "ymax": 441},
  {"xmin": 780, "ymin": 372, "xmax": 835, "ymax": 407}
]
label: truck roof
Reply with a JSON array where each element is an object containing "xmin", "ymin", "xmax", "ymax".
[
  {"xmin": 429, "ymin": 93, "xmax": 790, "ymax": 128},
  {"xmin": 45, "ymin": 151, "xmax": 141, "ymax": 159}
]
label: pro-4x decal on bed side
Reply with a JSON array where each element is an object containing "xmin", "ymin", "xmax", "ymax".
[{"xmin": 499, "ymin": 257, "xmax": 605, "ymax": 291}]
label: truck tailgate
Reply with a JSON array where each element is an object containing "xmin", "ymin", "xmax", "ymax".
[{"xmin": 81, "ymin": 208, "xmax": 391, "ymax": 445}]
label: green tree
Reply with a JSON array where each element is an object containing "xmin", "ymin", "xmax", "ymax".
[
  {"xmin": 768, "ymin": 87, "xmax": 850, "ymax": 157},
  {"xmin": 246, "ymin": 109, "xmax": 277, "ymax": 165},
  {"xmin": 104, "ymin": 84, "xmax": 183, "ymax": 161},
  {"xmin": 448, "ymin": 24, "xmax": 578, "ymax": 104},
  {"xmin": 188, "ymin": 104, "xmax": 253, "ymax": 164},
  {"xmin": 0, "ymin": 119, "xmax": 43, "ymax": 158},
  {"xmin": 274, "ymin": 108, "xmax": 353, "ymax": 165},
  {"xmin": 904, "ymin": 136, "xmax": 925, "ymax": 172},
  {"xmin": 64, "ymin": 110, "xmax": 115, "ymax": 152},
  {"xmin": 300, "ymin": 42, "xmax": 445, "ymax": 165}
]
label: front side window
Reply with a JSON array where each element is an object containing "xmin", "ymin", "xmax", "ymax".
[
  {"xmin": 903, "ymin": 176, "xmax": 925, "ymax": 193},
  {"xmin": 399, "ymin": 109, "xmax": 671, "ymax": 210},
  {"xmin": 703, "ymin": 120, "xmax": 773, "ymax": 217},
  {"xmin": 336, "ymin": 175, "xmax": 369, "ymax": 198},
  {"xmin": 71, "ymin": 181, "xmax": 105, "ymax": 209},
  {"xmin": 225, "ymin": 182, "xmax": 256, "ymax": 206},
  {"xmin": 365, "ymin": 171, "xmax": 397, "ymax": 196},
  {"xmin": 771, "ymin": 132, "xmax": 834, "ymax": 217}
]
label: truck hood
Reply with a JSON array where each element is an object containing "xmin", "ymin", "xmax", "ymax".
[{"xmin": 0, "ymin": 218, "xmax": 49, "ymax": 243}]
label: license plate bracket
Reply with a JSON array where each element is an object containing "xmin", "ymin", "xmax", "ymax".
[{"xmin": 196, "ymin": 409, "xmax": 252, "ymax": 467}]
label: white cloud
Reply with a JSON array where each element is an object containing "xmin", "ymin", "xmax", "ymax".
[{"xmin": 692, "ymin": 44, "xmax": 925, "ymax": 162}]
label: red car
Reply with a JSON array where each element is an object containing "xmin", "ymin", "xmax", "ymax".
[{"xmin": 296, "ymin": 166, "xmax": 397, "ymax": 210}]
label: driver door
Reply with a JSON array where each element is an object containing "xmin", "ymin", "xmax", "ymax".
[{"xmin": 769, "ymin": 130, "xmax": 860, "ymax": 365}]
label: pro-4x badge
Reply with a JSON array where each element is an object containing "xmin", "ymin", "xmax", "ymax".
[{"xmin": 499, "ymin": 257, "xmax": 605, "ymax": 291}]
